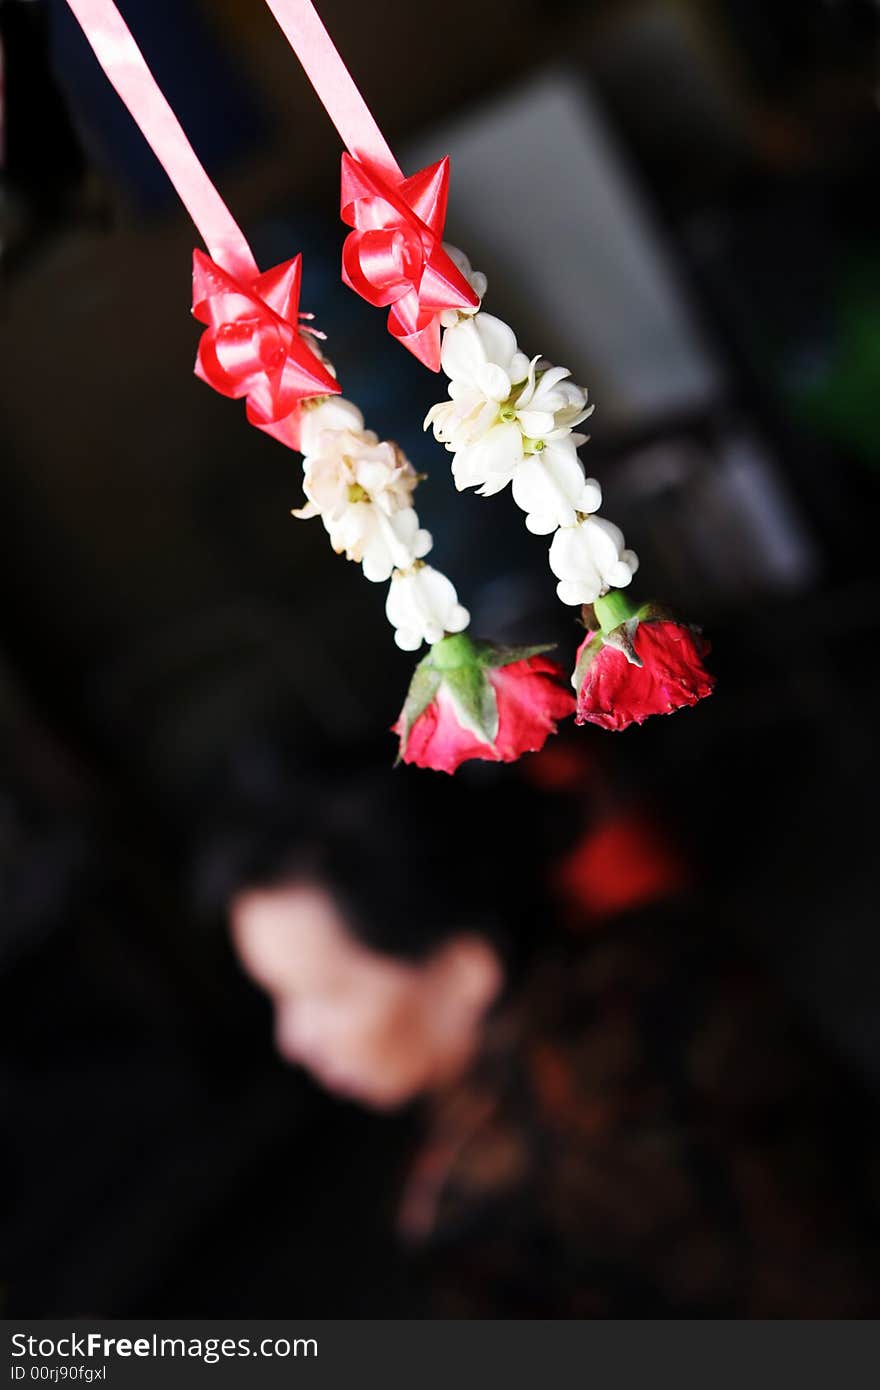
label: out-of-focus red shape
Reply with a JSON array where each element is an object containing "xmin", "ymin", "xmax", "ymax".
[
  {"xmin": 524, "ymin": 740, "xmax": 601, "ymax": 792},
  {"xmin": 192, "ymin": 250, "xmax": 340, "ymax": 450},
  {"xmin": 340, "ymin": 154, "xmax": 479, "ymax": 371},
  {"xmin": 557, "ymin": 812, "xmax": 691, "ymax": 923}
]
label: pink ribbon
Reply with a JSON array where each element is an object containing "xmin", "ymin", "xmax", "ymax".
[
  {"xmin": 63, "ymin": 0, "xmax": 340, "ymax": 443},
  {"xmin": 262, "ymin": 0, "xmax": 479, "ymax": 370},
  {"xmin": 262, "ymin": 0, "xmax": 401, "ymax": 181},
  {"xmin": 64, "ymin": 0, "xmax": 255, "ymax": 279}
]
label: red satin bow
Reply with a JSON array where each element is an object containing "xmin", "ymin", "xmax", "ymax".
[
  {"xmin": 192, "ymin": 250, "xmax": 340, "ymax": 450},
  {"xmin": 340, "ymin": 154, "xmax": 479, "ymax": 372}
]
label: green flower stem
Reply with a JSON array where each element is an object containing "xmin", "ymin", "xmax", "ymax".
[
  {"xmin": 593, "ymin": 590, "xmax": 639, "ymax": 633},
  {"xmin": 431, "ymin": 631, "xmax": 478, "ymax": 671}
]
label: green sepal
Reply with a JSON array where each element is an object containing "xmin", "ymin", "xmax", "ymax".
[
  {"xmin": 395, "ymin": 657, "xmax": 442, "ymax": 764},
  {"xmin": 634, "ymin": 600, "xmax": 674, "ymax": 624},
  {"xmin": 572, "ymin": 631, "xmax": 605, "ymax": 693},
  {"xmin": 474, "ymin": 641, "xmax": 557, "ymax": 669},
  {"xmin": 443, "ymin": 661, "xmax": 499, "ymax": 745},
  {"xmin": 593, "ymin": 589, "xmax": 640, "ymax": 633},
  {"xmin": 430, "ymin": 631, "xmax": 477, "ymax": 671},
  {"xmin": 602, "ymin": 619, "xmax": 643, "ymax": 668}
]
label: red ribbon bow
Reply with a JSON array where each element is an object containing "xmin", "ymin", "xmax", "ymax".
[
  {"xmin": 192, "ymin": 250, "xmax": 340, "ymax": 450},
  {"xmin": 340, "ymin": 154, "xmax": 480, "ymax": 371}
]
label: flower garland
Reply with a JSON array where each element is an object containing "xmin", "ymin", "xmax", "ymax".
[{"xmin": 64, "ymin": 0, "xmax": 714, "ymax": 774}]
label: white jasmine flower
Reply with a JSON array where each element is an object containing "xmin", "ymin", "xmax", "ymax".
[
  {"xmin": 329, "ymin": 503, "xmax": 432, "ymax": 583},
  {"xmin": 441, "ymin": 312, "xmax": 530, "ymax": 413},
  {"xmin": 549, "ymin": 517, "xmax": 640, "ymax": 606},
  {"xmin": 510, "ymin": 438, "xmax": 602, "ymax": 535},
  {"xmin": 426, "ymin": 314, "xmax": 593, "ymax": 500},
  {"xmin": 294, "ymin": 430, "xmax": 419, "ymax": 520},
  {"xmin": 298, "ymin": 396, "xmax": 364, "ymax": 455},
  {"xmin": 385, "ymin": 565, "xmax": 470, "ymax": 651},
  {"xmin": 439, "ymin": 244, "xmax": 488, "ymax": 328},
  {"xmin": 293, "ymin": 429, "xmax": 431, "ymax": 581},
  {"xmin": 512, "ymin": 359, "xmax": 592, "ymax": 442},
  {"xmin": 448, "ymin": 422, "xmax": 525, "ymax": 495},
  {"xmin": 425, "ymin": 313, "xmax": 530, "ymax": 458}
]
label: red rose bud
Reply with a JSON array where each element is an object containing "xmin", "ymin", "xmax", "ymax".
[
  {"xmin": 574, "ymin": 591, "xmax": 715, "ymax": 732},
  {"xmin": 394, "ymin": 633, "xmax": 576, "ymax": 774}
]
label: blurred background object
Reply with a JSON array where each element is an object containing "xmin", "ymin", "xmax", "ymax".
[{"xmin": 2, "ymin": 0, "xmax": 880, "ymax": 1315}]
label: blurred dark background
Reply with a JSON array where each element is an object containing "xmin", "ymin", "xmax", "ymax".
[{"xmin": 2, "ymin": 0, "xmax": 879, "ymax": 1315}]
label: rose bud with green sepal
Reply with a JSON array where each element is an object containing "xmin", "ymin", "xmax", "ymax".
[
  {"xmin": 395, "ymin": 633, "xmax": 575, "ymax": 774},
  {"xmin": 573, "ymin": 590, "xmax": 715, "ymax": 732}
]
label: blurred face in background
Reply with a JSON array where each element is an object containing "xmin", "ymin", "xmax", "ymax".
[{"xmin": 230, "ymin": 882, "xmax": 502, "ymax": 1109}]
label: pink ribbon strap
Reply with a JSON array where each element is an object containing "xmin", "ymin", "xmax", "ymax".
[
  {"xmin": 64, "ymin": 0, "xmax": 255, "ymax": 279},
  {"xmin": 63, "ymin": 0, "xmax": 340, "ymax": 445},
  {"xmin": 262, "ymin": 0, "xmax": 400, "ymax": 181},
  {"xmin": 262, "ymin": 0, "xmax": 479, "ymax": 369}
]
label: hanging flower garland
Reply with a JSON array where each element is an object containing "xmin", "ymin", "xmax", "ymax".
[
  {"xmin": 64, "ymin": 0, "xmax": 576, "ymax": 776},
  {"xmin": 65, "ymin": 0, "xmax": 713, "ymax": 775}
]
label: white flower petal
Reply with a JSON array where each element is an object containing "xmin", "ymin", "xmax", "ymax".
[
  {"xmin": 424, "ymin": 400, "xmax": 452, "ymax": 433},
  {"xmin": 451, "ymin": 449, "xmax": 490, "ymax": 492},
  {"xmin": 445, "ymin": 603, "xmax": 471, "ymax": 634},
  {"xmin": 525, "ymin": 511, "xmax": 557, "ymax": 536},
  {"xmin": 393, "ymin": 626, "xmax": 423, "ymax": 652},
  {"xmin": 474, "ymin": 362, "xmax": 513, "ymax": 401},
  {"xmin": 356, "ymin": 512, "xmax": 400, "ymax": 582},
  {"xmin": 441, "ymin": 243, "xmax": 487, "ymax": 319},
  {"xmin": 513, "ymin": 357, "xmax": 540, "ymax": 408},
  {"xmin": 509, "ymin": 350, "xmax": 531, "ymax": 384},
  {"xmin": 471, "ymin": 313, "xmax": 520, "ymax": 373},
  {"xmin": 516, "ymin": 408, "xmax": 556, "ymax": 438},
  {"xmin": 298, "ymin": 397, "xmax": 365, "ymax": 455},
  {"xmin": 475, "ymin": 471, "xmax": 513, "ymax": 498},
  {"xmin": 584, "ymin": 515, "xmax": 627, "ymax": 566},
  {"xmin": 621, "ymin": 548, "xmax": 639, "ymax": 576},
  {"xmin": 447, "ymin": 379, "xmax": 480, "ymax": 404},
  {"xmin": 361, "ymin": 548, "xmax": 394, "ymax": 584},
  {"xmin": 451, "ymin": 422, "xmax": 524, "ymax": 494},
  {"xmin": 581, "ymin": 476, "xmax": 603, "ymax": 513},
  {"xmin": 439, "ymin": 312, "xmax": 528, "ymax": 396},
  {"xmin": 548, "ymin": 515, "xmax": 638, "ymax": 606},
  {"xmin": 557, "ymin": 580, "xmax": 588, "ymax": 606},
  {"xmin": 385, "ymin": 566, "xmax": 470, "ymax": 650},
  {"xmin": 439, "ymin": 317, "xmax": 486, "ymax": 383},
  {"xmin": 510, "ymin": 439, "xmax": 593, "ymax": 533},
  {"xmin": 532, "ymin": 365, "xmax": 572, "ymax": 396}
]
